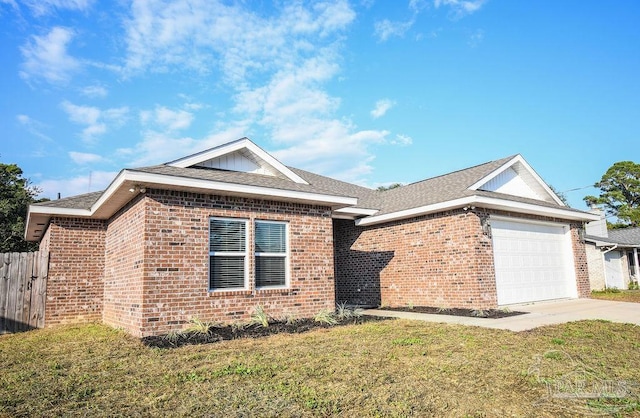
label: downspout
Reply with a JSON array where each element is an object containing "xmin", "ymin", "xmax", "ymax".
[
  {"xmin": 601, "ymin": 244, "xmax": 618, "ymax": 289},
  {"xmin": 633, "ymin": 248, "xmax": 640, "ymax": 282}
]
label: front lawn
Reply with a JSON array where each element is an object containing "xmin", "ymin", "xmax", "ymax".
[
  {"xmin": 1, "ymin": 320, "xmax": 639, "ymax": 417},
  {"xmin": 591, "ymin": 289, "xmax": 640, "ymax": 303}
]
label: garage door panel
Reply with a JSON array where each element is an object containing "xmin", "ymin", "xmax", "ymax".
[{"xmin": 491, "ymin": 219, "xmax": 577, "ymax": 305}]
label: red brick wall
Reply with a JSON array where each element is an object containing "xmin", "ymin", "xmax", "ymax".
[
  {"xmin": 570, "ymin": 225, "xmax": 591, "ymax": 297},
  {"xmin": 39, "ymin": 217, "xmax": 106, "ymax": 326},
  {"xmin": 335, "ymin": 210, "xmax": 497, "ymax": 309},
  {"xmin": 335, "ymin": 209, "xmax": 590, "ymax": 310},
  {"xmin": 103, "ymin": 195, "xmax": 146, "ymax": 334},
  {"xmin": 135, "ymin": 190, "xmax": 335, "ymax": 337}
]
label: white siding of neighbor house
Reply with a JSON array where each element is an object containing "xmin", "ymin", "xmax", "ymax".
[
  {"xmin": 586, "ymin": 243, "xmax": 606, "ymax": 291},
  {"xmin": 480, "ymin": 167, "xmax": 543, "ymax": 201}
]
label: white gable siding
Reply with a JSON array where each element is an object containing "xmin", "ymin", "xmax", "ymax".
[
  {"xmin": 479, "ymin": 167, "xmax": 542, "ymax": 200},
  {"xmin": 195, "ymin": 151, "xmax": 280, "ymax": 177}
]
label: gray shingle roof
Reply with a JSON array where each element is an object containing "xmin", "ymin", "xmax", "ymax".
[
  {"xmin": 32, "ymin": 153, "xmax": 584, "ymax": 218},
  {"xmin": 34, "ymin": 191, "xmax": 102, "ymax": 210},
  {"xmin": 130, "ymin": 165, "xmax": 361, "ymax": 198},
  {"xmin": 607, "ymin": 228, "xmax": 640, "ymax": 246},
  {"xmin": 356, "ymin": 156, "xmax": 515, "ymax": 215}
]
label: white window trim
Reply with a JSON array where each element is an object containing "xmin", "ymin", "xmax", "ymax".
[
  {"xmin": 254, "ymin": 220, "xmax": 290, "ymax": 290},
  {"xmin": 209, "ymin": 217, "xmax": 249, "ymax": 292}
]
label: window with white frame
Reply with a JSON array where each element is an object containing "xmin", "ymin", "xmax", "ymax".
[
  {"xmin": 209, "ymin": 218, "xmax": 248, "ymax": 290},
  {"xmin": 255, "ymin": 220, "xmax": 288, "ymax": 288}
]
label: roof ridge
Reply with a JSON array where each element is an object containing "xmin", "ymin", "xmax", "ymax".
[{"xmin": 382, "ymin": 155, "xmax": 517, "ymax": 190}]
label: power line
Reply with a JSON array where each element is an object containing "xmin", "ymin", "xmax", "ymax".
[{"xmin": 561, "ymin": 185, "xmax": 595, "ymax": 193}]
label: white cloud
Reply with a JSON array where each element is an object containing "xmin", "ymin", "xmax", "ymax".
[
  {"xmin": 61, "ymin": 100, "xmax": 129, "ymax": 142},
  {"xmin": 154, "ymin": 106, "xmax": 194, "ymax": 131},
  {"xmin": 434, "ymin": 0, "xmax": 486, "ymax": 18},
  {"xmin": 21, "ymin": 0, "xmax": 93, "ymax": 17},
  {"xmin": 374, "ymin": 19, "xmax": 415, "ymax": 42},
  {"xmin": 68, "ymin": 151, "xmax": 104, "ymax": 164},
  {"xmin": 81, "ymin": 84, "xmax": 108, "ymax": 98},
  {"xmin": 371, "ymin": 99, "xmax": 395, "ymax": 119},
  {"xmin": 16, "ymin": 114, "xmax": 52, "ymax": 141},
  {"xmin": 123, "ymin": 124, "xmax": 248, "ymax": 167},
  {"xmin": 469, "ymin": 28, "xmax": 484, "ymax": 47},
  {"xmin": 118, "ymin": 0, "xmax": 403, "ymax": 184},
  {"xmin": 409, "ymin": 0, "xmax": 429, "ymax": 13},
  {"xmin": 36, "ymin": 170, "xmax": 117, "ymax": 199},
  {"xmin": 390, "ymin": 134, "xmax": 413, "ymax": 146},
  {"xmin": 139, "ymin": 106, "xmax": 194, "ymax": 131},
  {"xmin": 20, "ymin": 26, "xmax": 80, "ymax": 84}
]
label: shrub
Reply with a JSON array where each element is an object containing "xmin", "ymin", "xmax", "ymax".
[
  {"xmin": 185, "ymin": 317, "xmax": 215, "ymax": 335},
  {"xmin": 250, "ymin": 305, "xmax": 270, "ymax": 328},
  {"xmin": 314, "ymin": 309, "xmax": 338, "ymax": 325}
]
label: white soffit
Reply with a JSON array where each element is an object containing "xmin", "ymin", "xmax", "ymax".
[
  {"xmin": 167, "ymin": 137, "xmax": 308, "ymax": 184},
  {"xmin": 469, "ymin": 155, "xmax": 564, "ymax": 206}
]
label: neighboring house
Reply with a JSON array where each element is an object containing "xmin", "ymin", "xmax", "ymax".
[
  {"xmin": 584, "ymin": 210, "xmax": 640, "ymax": 290},
  {"xmin": 25, "ymin": 138, "xmax": 599, "ymax": 336}
]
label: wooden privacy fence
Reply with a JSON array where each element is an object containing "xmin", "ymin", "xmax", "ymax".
[{"xmin": 0, "ymin": 251, "xmax": 49, "ymax": 334}]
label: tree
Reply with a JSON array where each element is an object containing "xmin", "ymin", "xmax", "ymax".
[
  {"xmin": 548, "ymin": 185, "xmax": 569, "ymax": 206},
  {"xmin": 0, "ymin": 162, "xmax": 42, "ymax": 252},
  {"xmin": 584, "ymin": 161, "xmax": 640, "ymax": 227},
  {"xmin": 376, "ymin": 183, "xmax": 403, "ymax": 191}
]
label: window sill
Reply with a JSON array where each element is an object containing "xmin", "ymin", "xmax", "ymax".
[
  {"xmin": 256, "ymin": 287, "xmax": 290, "ymax": 294},
  {"xmin": 208, "ymin": 289, "xmax": 252, "ymax": 296}
]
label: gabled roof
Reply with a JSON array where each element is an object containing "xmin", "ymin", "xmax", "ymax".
[
  {"xmin": 26, "ymin": 137, "xmax": 599, "ymax": 241},
  {"xmin": 353, "ymin": 155, "xmax": 597, "ymax": 226},
  {"xmin": 168, "ymin": 137, "xmax": 308, "ymax": 184}
]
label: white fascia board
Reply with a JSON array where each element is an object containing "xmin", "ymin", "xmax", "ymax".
[
  {"xmin": 471, "ymin": 195, "xmax": 600, "ymax": 221},
  {"xmin": 167, "ymin": 138, "xmax": 249, "ymax": 167},
  {"xmin": 355, "ymin": 195, "xmax": 600, "ymax": 227},
  {"xmin": 468, "ymin": 155, "xmax": 520, "ymax": 191},
  {"xmin": 243, "ymin": 141, "xmax": 308, "ymax": 184},
  {"xmin": 89, "ymin": 169, "xmax": 128, "ymax": 213},
  {"xmin": 27, "ymin": 205, "xmax": 92, "ymax": 217},
  {"xmin": 167, "ymin": 137, "xmax": 308, "ymax": 185},
  {"xmin": 121, "ymin": 170, "xmax": 355, "ymax": 206},
  {"xmin": 355, "ymin": 197, "xmax": 475, "ymax": 226},
  {"xmin": 333, "ymin": 207, "xmax": 379, "ymax": 216},
  {"xmin": 468, "ymin": 155, "xmax": 565, "ymax": 206}
]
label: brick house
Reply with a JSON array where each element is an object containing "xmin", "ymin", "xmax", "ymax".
[{"xmin": 26, "ymin": 138, "xmax": 599, "ymax": 336}]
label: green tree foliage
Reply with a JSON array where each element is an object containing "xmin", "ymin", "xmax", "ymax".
[
  {"xmin": 548, "ymin": 185, "xmax": 569, "ymax": 206},
  {"xmin": 0, "ymin": 162, "xmax": 42, "ymax": 252},
  {"xmin": 584, "ymin": 161, "xmax": 640, "ymax": 227},
  {"xmin": 376, "ymin": 183, "xmax": 403, "ymax": 191}
]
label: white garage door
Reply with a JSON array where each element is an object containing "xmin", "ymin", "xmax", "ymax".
[{"xmin": 491, "ymin": 218, "xmax": 577, "ymax": 305}]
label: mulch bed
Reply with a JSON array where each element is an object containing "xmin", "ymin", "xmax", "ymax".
[
  {"xmin": 378, "ymin": 306, "xmax": 527, "ymax": 319},
  {"xmin": 142, "ymin": 315, "xmax": 389, "ymax": 349}
]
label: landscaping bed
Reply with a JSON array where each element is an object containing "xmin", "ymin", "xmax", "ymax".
[
  {"xmin": 378, "ymin": 306, "xmax": 526, "ymax": 319},
  {"xmin": 142, "ymin": 315, "xmax": 388, "ymax": 348}
]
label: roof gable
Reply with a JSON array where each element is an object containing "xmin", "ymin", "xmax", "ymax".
[
  {"xmin": 469, "ymin": 155, "xmax": 564, "ymax": 205},
  {"xmin": 167, "ymin": 137, "xmax": 308, "ymax": 184}
]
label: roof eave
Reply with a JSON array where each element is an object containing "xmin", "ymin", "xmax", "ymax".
[
  {"xmin": 355, "ymin": 195, "xmax": 599, "ymax": 227},
  {"xmin": 25, "ymin": 170, "xmax": 358, "ymax": 241}
]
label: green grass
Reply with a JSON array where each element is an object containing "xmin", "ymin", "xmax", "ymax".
[
  {"xmin": 591, "ymin": 289, "xmax": 640, "ymax": 303},
  {"xmin": 1, "ymin": 320, "xmax": 639, "ymax": 417}
]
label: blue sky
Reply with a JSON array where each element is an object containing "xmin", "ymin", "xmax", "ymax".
[{"xmin": 1, "ymin": 0, "xmax": 639, "ymax": 209}]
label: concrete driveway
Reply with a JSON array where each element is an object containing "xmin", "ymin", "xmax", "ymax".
[{"xmin": 364, "ymin": 298, "xmax": 640, "ymax": 331}]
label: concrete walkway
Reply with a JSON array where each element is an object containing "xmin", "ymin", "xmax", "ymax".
[{"xmin": 364, "ymin": 298, "xmax": 640, "ymax": 332}]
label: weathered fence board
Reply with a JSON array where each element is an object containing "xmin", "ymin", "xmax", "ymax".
[{"xmin": 0, "ymin": 251, "xmax": 49, "ymax": 334}]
